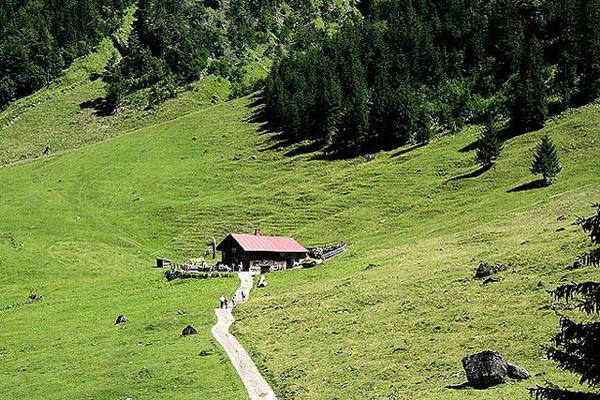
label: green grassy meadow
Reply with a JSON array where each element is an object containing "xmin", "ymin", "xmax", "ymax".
[{"xmin": 1, "ymin": 50, "xmax": 600, "ymax": 399}]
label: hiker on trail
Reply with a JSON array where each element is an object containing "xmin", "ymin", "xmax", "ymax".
[
  {"xmin": 241, "ymin": 291, "xmax": 246, "ymax": 302},
  {"xmin": 219, "ymin": 295, "xmax": 226, "ymax": 309},
  {"xmin": 232, "ymin": 293, "xmax": 237, "ymax": 307},
  {"xmin": 257, "ymin": 275, "xmax": 267, "ymax": 288},
  {"xmin": 224, "ymin": 296, "xmax": 229, "ymax": 309}
]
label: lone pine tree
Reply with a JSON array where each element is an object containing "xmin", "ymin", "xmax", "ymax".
[
  {"xmin": 475, "ymin": 122, "xmax": 503, "ymax": 168},
  {"xmin": 530, "ymin": 135, "xmax": 562, "ymax": 185},
  {"xmin": 530, "ymin": 203, "xmax": 600, "ymax": 400}
]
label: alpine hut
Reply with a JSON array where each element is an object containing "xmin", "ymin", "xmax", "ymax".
[{"xmin": 216, "ymin": 230, "xmax": 308, "ymax": 272}]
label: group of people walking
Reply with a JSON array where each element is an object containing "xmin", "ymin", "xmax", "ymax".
[
  {"xmin": 218, "ymin": 273, "xmax": 269, "ymax": 309},
  {"xmin": 219, "ymin": 291, "xmax": 246, "ymax": 309}
]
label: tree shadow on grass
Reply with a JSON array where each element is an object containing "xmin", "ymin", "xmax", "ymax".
[
  {"xmin": 459, "ymin": 140, "xmax": 479, "ymax": 153},
  {"xmin": 507, "ymin": 179, "xmax": 547, "ymax": 193},
  {"xmin": 391, "ymin": 143, "xmax": 427, "ymax": 158},
  {"xmin": 79, "ymin": 97, "xmax": 113, "ymax": 117},
  {"xmin": 445, "ymin": 382, "xmax": 471, "ymax": 390},
  {"xmin": 446, "ymin": 382, "xmax": 496, "ymax": 391},
  {"xmin": 446, "ymin": 164, "xmax": 492, "ymax": 182}
]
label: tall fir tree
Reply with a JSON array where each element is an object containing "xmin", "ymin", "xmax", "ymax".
[
  {"xmin": 510, "ymin": 35, "xmax": 548, "ymax": 134},
  {"xmin": 576, "ymin": 0, "xmax": 600, "ymax": 104},
  {"xmin": 530, "ymin": 135, "xmax": 562, "ymax": 185},
  {"xmin": 530, "ymin": 203, "xmax": 600, "ymax": 400},
  {"xmin": 475, "ymin": 121, "xmax": 503, "ymax": 168}
]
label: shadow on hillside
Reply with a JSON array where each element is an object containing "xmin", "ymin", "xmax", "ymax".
[
  {"xmin": 391, "ymin": 143, "xmax": 426, "ymax": 158},
  {"xmin": 247, "ymin": 93, "xmax": 327, "ymax": 158},
  {"xmin": 507, "ymin": 179, "xmax": 547, "ymax": 193},
  {"xmin": 446, "ymin": 164, "xmax": 492, "ymax": 182},
  {"xmin": 79, "ymin": 97, "xmax": 113, "ymax": 117},
  {"xmin": 445, "ymin": 382, "xmax": 472, "ymax": 390}
]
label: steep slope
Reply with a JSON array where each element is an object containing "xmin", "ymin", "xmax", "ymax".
[
  {"xmin": 0, "ymin": 94, "xmax": 598, "ymax": 399},
  {"xmin": 0, "ymin": 36, "xmax": 231, "ymax": 166}
]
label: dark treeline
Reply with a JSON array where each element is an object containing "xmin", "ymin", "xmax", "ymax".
[
  {"xmin": 264, "ymin": 0, "xmax": 600, "ymax": 157},
  {"xmin": 103, "ymin": 0, "xmax": 359, "ymax": 112},
  {"xmin": 0, "ymin": 0, "xmax": 133, "ymax": 109}
]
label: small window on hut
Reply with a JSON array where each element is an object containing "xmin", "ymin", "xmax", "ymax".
[{"xmin": 231, "ymin": 248, "xmax": 237, "ymax": 254}]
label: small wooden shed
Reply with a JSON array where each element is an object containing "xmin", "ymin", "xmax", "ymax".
[{"xmin": 216, "ymin": 231, "xmax": 308, "ymax": 272}]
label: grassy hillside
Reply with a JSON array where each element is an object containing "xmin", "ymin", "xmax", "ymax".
[
  {"xmin": 0, "ymin": 37, "xmax": 232, "ymax": 166},
  {"xmin": 0, "ymin": 87, "xmax": 599, "ymax": 400}
]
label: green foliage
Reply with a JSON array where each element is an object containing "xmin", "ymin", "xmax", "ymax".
[
  {"xmin": 531, "ymin": 204, "xmax": 600, "ymax": 400},
  {"xmin": 530, "ymin": 135, "xmax": 562, "ymax": 185},
  {"xmin": 104, "ymin": 0, "xmax": 358, "ymax": 110},
  {"xmin": 265, "ymin": 0, "xmax": 600, "ymax": 157},
  {"xmin": 475, "ymin": 122, "xmax": 503, "ymax": 168},
  {"xmin": 0, "ymin": 0, "xmax": 134, "ymax": 109}
]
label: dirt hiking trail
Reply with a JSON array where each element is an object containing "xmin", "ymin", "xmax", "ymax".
[{"xmin": 212, "ymin": 272, "xmax": 278, "ymax": 400}]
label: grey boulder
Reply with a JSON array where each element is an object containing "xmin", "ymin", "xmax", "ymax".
[{"xmin": 462, "ymin": 350, "xmax": 507, "ymax": 388}]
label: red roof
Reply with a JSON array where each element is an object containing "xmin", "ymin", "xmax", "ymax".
[{"xmin": 228, "ymin": 233, "xmax": 307, "ymax": 253}]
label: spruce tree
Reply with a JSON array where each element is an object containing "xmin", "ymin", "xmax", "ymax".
[
  {"xmin": 510, "ymin": 35, "xmax": 548, "ymax": 134},
  {"xmin": 475, "ymin": 121, "xmax": 503, "ymax": 168},
  {"xmin": 530, "ymin": 135, "xmax": 562, "ymax": 185},
  {"xmin": 576, "ymin": 0, "xmax": 600, "ymax": 104},
  {"xmin": 530, "ymin": 203, "xmax": 600, "ymax": 400}
]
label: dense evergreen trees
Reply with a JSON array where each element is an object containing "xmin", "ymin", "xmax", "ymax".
[
  {"xmin": 103, "ymin": 0, "xmax": 358, "ymax": 113},
  {"xmin": 531, "ymin": 204, "xmax": 600, "ymax": 400},
  {"xmin": 0, "ymin": 0, "xmax": 133, "ymax": 109},
  {"xmin": 264, "ymin": 0, "xmax": 600, "ymax": 157}
]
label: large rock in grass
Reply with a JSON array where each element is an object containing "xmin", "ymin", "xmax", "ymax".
[
  {"xmin": 182, "ymin": 324, "xmax": 198, "ymax": 336},
  {"xmin": 507, "ymin": 362, "xmax": 530, "ymax": 380},
  {"xmin": 474, "ymin": 262, "xmax": 506, "ymax": 279},
  {"xmin": 115, "ymin": 315, "xmax": 128, "ymax": 324},
  {"xmin": 462, "ymin": 350, "xmax": 508, "ymax": 388}
]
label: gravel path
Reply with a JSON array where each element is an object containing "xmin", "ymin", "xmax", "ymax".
[{"xmin": 212, "ymin": 272, "xmax": 278, "ymax": 400}]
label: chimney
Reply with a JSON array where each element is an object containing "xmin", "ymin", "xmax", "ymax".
[{"xmin": 254, "ymin": 228, "xmax": 261, "ymax": 236}]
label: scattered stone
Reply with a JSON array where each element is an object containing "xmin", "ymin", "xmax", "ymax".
[
  {"xmin": 363, "ymin": 263, "xmax": 377, "ymax": 271},
  {"xmin": 250, "ymin": 155, "xmax": 257, "ymax": 160},
  {"xmin": 28, "ymin": 293, "xmax": 43, "ymax": 301},
  {"xmin": 557, "ymin": 215, "xmax": 568, "ymax": 221},
  {"xmin": 115, "ymin": 315, "xmax": 128, "ymax": 324},
  {"xmin": 537, "ymin": 281, "xmax": 544, "ymax": 288},
  {"xmin": 199, "ymin": 349, "xmax": 214, "ymax": 357},
  {"xmin": 483, "ymin": 277, "xmax": 502, "ymax": 285},
  {"xmin": 474, "ymin": 262, "xmax": 506, "ymax": 279},
  {"xmin": 555, "ymin": 227, "xmax": 566, "ymax": 232},
  {"xmin": 462, "ymin": 350, "xmax": 530, "ymax": 388},
  {"xmin": 462, "ymin": 350, "xmax": 507, "ymax": 388},
  {"xmin": 192, "ymin": 136, "xmax": 197, "ymax": 141},
  {"xmin": 507, "ymin": 362, "xmax": 531, "ymax": 380},
  {"xmin": 182, "ymin": 324, "xmax": 198, "ymax": 336},
  {"xmin": 568, "ymin": 260, "xmax": 583, "ymax": 270},
  {"xmin": 177, "ymin": 310, "xmax": 186, "ymax": 315}
]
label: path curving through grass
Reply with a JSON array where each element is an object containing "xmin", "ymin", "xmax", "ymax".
[{"xmin": 212, "ymin": 272, "xmax": 278, "ymax": 400}]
